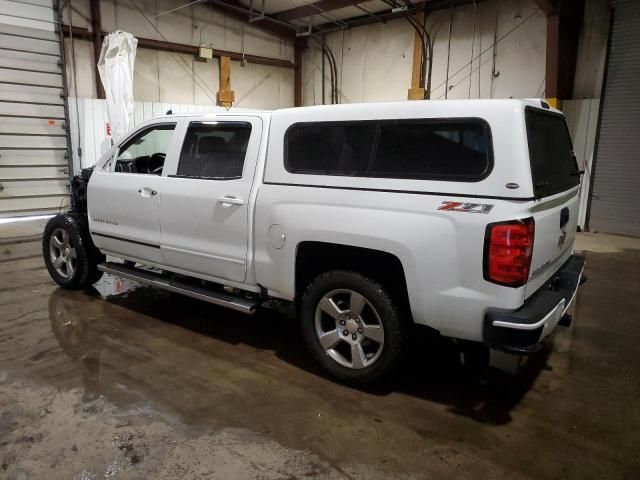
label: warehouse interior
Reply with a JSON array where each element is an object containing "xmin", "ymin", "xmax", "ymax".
[{"xmin": 1, "ymin": 0, "xmax": 639, "ymax": 479}]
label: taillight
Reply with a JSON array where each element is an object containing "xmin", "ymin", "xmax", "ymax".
[{"xmin": 484, "ymin": 218, "xmax": 535, "ymax": 287}]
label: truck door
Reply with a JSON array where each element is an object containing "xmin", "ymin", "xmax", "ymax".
[
  {"xmin": 88, "ymin": 122, "xmax": 178, "ymax": 264},
  {"xmin": 159, "ymin": 117, "xmax": 262, "ymax": 283}
]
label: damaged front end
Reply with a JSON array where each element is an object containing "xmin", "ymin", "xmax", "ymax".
[{"xmin": 70, "ymin": 167, "xmax": 94, "ymax": 217}]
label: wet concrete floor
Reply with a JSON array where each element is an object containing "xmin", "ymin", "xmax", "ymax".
[{"xmin": 1, "ymin": 237, "xmax": 639, "ymax": 479}]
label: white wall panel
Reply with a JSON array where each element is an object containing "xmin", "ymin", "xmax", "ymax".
[
  {"xmin": 64, "ymin": 38, "xmax": 96, "ymax": 99},
  {"xmin": 62, "ymin": 0, "xmax": 295, "ymax": 109},
  {"xmin": 157, "ymin": 51, "xmax": 195, "ymax": 104},
  {"xmin": 563, "ymin": 99, "xmax": 600, "ymax": 229},
  {"xmin": 192, "ymin": 3, "xmax": 225, "ymax": 49},
  {"xmin": 363, "ymin": 21, "xmax": 414, "ymax": 102},
  {"xmin": 334, "ymin": 28, "xmax": 366, "ymax": 103},
  {"xmin": 156, "ymin": 0, "xmax": 193, "ymax": 45},
  {"xmin": 432, "ymin": 0, "xmax": 546, "ymax": 100},
  {"xmin": 231, "ymin": 61, "xmax": 293, "ymax": 110},
  {"xmin": 63, "ymin": 0, "xmax": 91, "ymax": 29},
  {"xmin": 131, "ymin": 47, "xmax": 159, "ymax": 102},
  {"xmin": 194, "ymin": 59, "xmax": 218, "ymax": 106},
  {"xmin": 302, "ymin": 0, "xmax": 548, "ymax": 105}
]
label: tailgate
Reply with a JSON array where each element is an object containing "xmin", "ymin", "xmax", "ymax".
[
  {"xmin": 525, "ymin": 189, "xmax": 580, "ymax": 297},
  {"xmin": 523, "ymin": 107, "xmax": 581, "ymax": 297}
]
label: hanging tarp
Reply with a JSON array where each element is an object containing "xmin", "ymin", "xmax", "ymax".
[{"xmin": 97, "ymin": 31, "xmax": 137, "ymax": 143}]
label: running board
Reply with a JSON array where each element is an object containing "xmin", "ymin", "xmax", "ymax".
[{"xmin": 97, "ymin": 262, "xmax": 261, "ymax": 314}]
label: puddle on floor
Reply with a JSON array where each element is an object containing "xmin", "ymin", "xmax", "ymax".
[{"xmin": 2, "ymin": 250, "xmax": 639, "ymax": 479}]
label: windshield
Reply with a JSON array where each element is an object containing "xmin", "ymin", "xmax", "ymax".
[{"xmin": 525, "ymin": 107, "xmax": 579, "ymax": 197}]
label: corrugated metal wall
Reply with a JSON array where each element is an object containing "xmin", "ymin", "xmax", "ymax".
[
  {"xmin": 0, "ymin": 0, "xmax": 72, "ymax": 218},
  {"xmin": 588, "ymin": 0, "xmax": 640, "ymax": 236}
]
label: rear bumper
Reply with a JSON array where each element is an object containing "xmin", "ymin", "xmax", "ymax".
[{"xmin": 484, "ymin": 254, "xmax": 586, "ymax": 354}]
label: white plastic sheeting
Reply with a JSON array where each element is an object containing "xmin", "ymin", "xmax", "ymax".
[{"xmin": 97, "ymin": 31, "xmax": 137, "ymax": 143}]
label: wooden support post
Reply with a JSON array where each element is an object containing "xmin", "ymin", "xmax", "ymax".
[
  {"xmin": 89, "ymin": 0, "xmax": 105, "ymax": 99},
  {"xmin": 217, "ymin": 56, "xmax": 235, "ymax": 108},
  {"xmin": 541, "ymin": 0, "xmax": 584, "ymax": 108},
  {"xmin": 545, "ymin": 12, "xmax": 562, "ymax": 109},
  {"xmin": 408, "ymin": 11, "xmax": 425, "ymax": 100}
]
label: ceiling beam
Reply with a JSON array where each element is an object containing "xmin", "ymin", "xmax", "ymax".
[
  {"xmin": 313, "ymin": 0, "xmax": 477, "ymax": 33},
  {"xmin": 274, "ymin": 0, "xmax": 365, "ymax": 23},
  {"xmin": 204, "ymin": 0, "xmax": 298, "ymax": 39},
  {"xmin": 62, "ymin": 25, "xmax": 295, "ymax": 69}
]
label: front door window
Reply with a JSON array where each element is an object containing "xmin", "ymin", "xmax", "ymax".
[{"xmin": 113, "ymin": 124, "xmax": 176, "ymax": 175}]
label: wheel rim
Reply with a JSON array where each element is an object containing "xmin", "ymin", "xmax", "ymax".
[
  {"xmin": 314, "ymin": 288, "xmax": 385, "ymax": 369},
  {"xmin": 49, "ymin": 227, "xmax": 76, "ymax": 279}
]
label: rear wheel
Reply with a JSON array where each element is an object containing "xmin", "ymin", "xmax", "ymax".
[
  {"xmin": 43, "ymin": 213, "xmax": 105, "ymax": 289},
  {"xmin": 301, "ymin": 270, "xmax": 407, "ymax": 385}
]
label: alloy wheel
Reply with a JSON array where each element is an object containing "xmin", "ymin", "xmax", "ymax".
[
  {"xmin": 49, "ymin": 227, "xmax": 77, "ymax": 279},
  {"xmin": 314, "ymin": 288, "xmax": 385, "ymax": 369}
]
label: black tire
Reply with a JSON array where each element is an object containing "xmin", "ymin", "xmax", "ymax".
[
  {"xmin": 300, "ymin": 270, "xmax": 408, "ymax": 385},
  {"xmin": 42, "ymin": 213, "xmax": 105, "ymax": 290}
]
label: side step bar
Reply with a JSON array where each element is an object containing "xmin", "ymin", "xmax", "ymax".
[{"xmin": 97, "ymin": 262, "xmax": 261, "ymax": 314}]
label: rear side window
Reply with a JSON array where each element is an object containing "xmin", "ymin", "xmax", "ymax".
[
  {"xmin": 285, "ymin": 118, "xmax": 492, "ymax": 181},
  {"xmin": 176, "ymin": 122, "xmax": 251, "ymax": 179},
  {"xmin": 525, "ymin": 108, "xmax": 579, "ymax": 197},
  {"xmin": 285, "ymin": 123, "xmax": 376, "ymax": 175},
  {"xmin": 372, "ymin": 121, "xmax": 490, "ymax": 179}
]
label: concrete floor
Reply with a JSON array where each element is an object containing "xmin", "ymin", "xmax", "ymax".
[{"xmin": 0, "ymin": 230, "xmax": 639, "ymax": 479}]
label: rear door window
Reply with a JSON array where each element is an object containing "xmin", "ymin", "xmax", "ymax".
[
  {"xmin": 284, "ymin": 119, "xmax": 492, "ymax": 181},
  {"xmin": 525, "ymin": 107, "xmax": 579, "ymax": 197},
  {"xmin": 176, "ymin": 122, "xmax": 252, "ymax": 179}
]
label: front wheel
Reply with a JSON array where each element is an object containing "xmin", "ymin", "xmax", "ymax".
[
  {"xmin": 42, "ymin": 213, "xmax": 105, "ymax": 290},
  {"xmin": 300, "ymin": 270, "xmax": 408, "ymax": 385}
]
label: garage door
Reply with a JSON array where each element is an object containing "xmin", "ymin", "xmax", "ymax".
[
  {"xmin": 588, "ymin": 0, "xmax": 640, "ymax": 236},
  {"xmin": 0, "ymin": 0, "xmax": 71, "ymax": 218}
]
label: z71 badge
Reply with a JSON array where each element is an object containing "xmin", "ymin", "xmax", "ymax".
[{"xmin": 438, "ymin": 201, "xmax": 494, "ymax": 214}]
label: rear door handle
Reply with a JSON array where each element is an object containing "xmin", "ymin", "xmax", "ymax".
[
  {"xmin": 217, "ymin": 196, "xmax": 244, "ymax": 207},
  {"xmin": 138, "ymin": 187, "xmax": 157, "ymax": 197}
]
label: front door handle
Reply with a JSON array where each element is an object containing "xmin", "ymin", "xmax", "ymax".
[{"xmin": 217, "ymin": 196, "xmax": 244, "ymax": 207}]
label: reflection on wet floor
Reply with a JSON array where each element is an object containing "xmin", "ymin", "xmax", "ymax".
[
  {"xmin": 2, "ymin": 248, "xmax": 640, "ymax": 479},
  {"xmin": 91, "ymin": 272, "xmax": 143, "ymax": 299}
]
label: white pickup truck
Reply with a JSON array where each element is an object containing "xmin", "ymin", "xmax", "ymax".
[{"xmin": 43, "ymin": 99, "xmax": 585, "ymax": 384}]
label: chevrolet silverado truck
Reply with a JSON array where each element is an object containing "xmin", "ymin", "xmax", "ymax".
[{"xmin": 42, "ymin": 99, "xmax": 586, "ymax": 384}]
